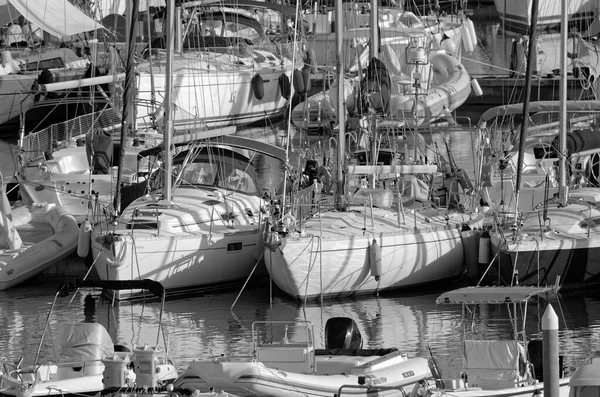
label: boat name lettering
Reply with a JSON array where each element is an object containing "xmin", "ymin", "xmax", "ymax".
[{"xmin": 402, "ymin": 371, "xmax": 415, "ymax": 378}]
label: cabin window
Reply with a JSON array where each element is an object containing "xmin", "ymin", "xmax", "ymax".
[
  {"xmin": 227, "ymin": 242, "xmax": 243, "ymax": 252},
  {"xmin": 25, "ymin": 58, "xmax": 65, "ymax": 70}
]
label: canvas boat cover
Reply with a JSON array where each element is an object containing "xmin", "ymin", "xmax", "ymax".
[
  {"xmin": 436, "ymin": 286, "xmax": 558, "ymax": 305},
  {"xmin": 0, "ymin": 0, "xmax": 104, "ymax": 37},
  {"xmin": 55, "ymin": 323, "xmax": 114, "ymax": 363}
]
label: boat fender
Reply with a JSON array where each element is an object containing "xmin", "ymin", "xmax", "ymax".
[
  {"xmin": 461, "ymin": 23, "xmax": 474, "ymax": 54},
  {"xmin": 369, "ymin": 239, "xmax": 382, "ymax": 280},
  {"xmin": 36, "ymin": 68, "xmax": 54, "ymax": 100},
  {"xmin": 301, "ymin": 65, "xmax": 311, "ymax": 93},
  {"xmin": 478, "ymin": 230, "xmax": 491, "ymax": 265},
  {"xmin": 251, "ymin": 73, "xmax": 265, "ymax": 101},
  {"xmin": 471, "ymin": 78, "xmax": 483, "ymax": 97},
  {"xmin": 279, "ymin": 73, "xmax": 291, "ymax": 100},
  {"xmin": 465, "ymin": 18, "xmax": 477, "ymax": 48},
  {"xmin": 77, "ymin": 219, "xmax": 92, "ymax": 258},
  {"xmin": 292, "ymin": 69, "xmax": 305, "ymax": 94}
]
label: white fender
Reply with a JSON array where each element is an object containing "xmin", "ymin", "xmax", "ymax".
[
  {"xmin": 471, "ymin": 78, "xmax": 483, "ymax": 97},
  {"xmin": 461, "ymin": 23, "xmax": 474, "ymax": 54},
  {"xmin": 77, "ymin": 219, "xmax": 92, "ymax": 258},
  {"xmin": 465, "ymin": 18, "xmax": 477, "ymax": 49},
  {"xmin": 398, "ymin": 51, "xmax": 471, "ymax": 125}
]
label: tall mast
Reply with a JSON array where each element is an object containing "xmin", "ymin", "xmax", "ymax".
[
  {"xmin": 163, "ymin": 0, "xmax": 175, "ymax": 202},
  {"xmin": 558, "ymin": 0, "xmax": 568, "ymax": 205},
  {"xmin": 334, "ymin": 0, "xmax": 345, "ymax": 209},
  {"xmin": 369, "ymin": 0, "xmax": 378, "ymax": 59},
  {"xmin": 114, "ymin": 0, "xmax": 139, "ymax": 214},
  {"xmin": 513, "ymin": 0, "xmax": 538, "ymax": 213}
]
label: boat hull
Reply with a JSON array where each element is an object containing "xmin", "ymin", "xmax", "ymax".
[
  {"xmin": 176, "ymin": 356, "xmax": 430, "ymax": 397},
  {"xmin": 487, "ymin": 190, "xmax": 600, "ymax": 286},
  {"xmin": 264, "ymin": 208, "xmax": 482, "ymax": 299},
  {"xmin": 493, "ymin": 0, "xmax": 595, "ymax": 35},
  {"xmin": 0, "ymin": 204, "xmax": 79, "ymax": 290},
  {"xmin": 136, "ymin": 51, "xmax": 297, "ymax": 129}
]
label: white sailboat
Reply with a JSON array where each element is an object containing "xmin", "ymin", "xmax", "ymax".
[
  {"xmin": 261, "ymin": 0, "xmax": 483, "ymax": 300},
  {"xmin": 88, "ymin": 0, "xmax": 293, "ymax": 301},
  {"xmin": 0, "ymin": 0, "xmax": 105, "ymax": 128},
  {"xmin": 135, "ymin": 0, "xmax": 304, "ymax": 129},
  {"xmin": 487, "ymin": 0, "xmax": 600, "ymax": 288}
]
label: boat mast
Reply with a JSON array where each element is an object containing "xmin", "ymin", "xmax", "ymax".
[
  {"xmin": 163, "ymin": 0, "xmax": 175, "ymax": 202},
  {"xmin": 513, "ymin": 0, "xmax": 538, "ymax": 214},
  {"xmin": 558, "ymin": 0, "xmax": 567, "ymax": 205},
  {"xmin": 114, "ymin": 0, "xmax": 139, "ymax": 214},
  {"xmin": 334, "ymin": 0, "xmax": 346, "ymax": 209}
]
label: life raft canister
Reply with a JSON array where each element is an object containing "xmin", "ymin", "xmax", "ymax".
[
  {"xmin": 251, "ymin": 73, "xmax": 264, "ymax": 100},
  {"xmin": 279, "ymin": 73, "xmax": 291, "ymax": 100}
]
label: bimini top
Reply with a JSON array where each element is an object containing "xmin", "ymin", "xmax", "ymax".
[{"xmin": 436, "ymin": 286, "xmax": 559, "ymax": 305}]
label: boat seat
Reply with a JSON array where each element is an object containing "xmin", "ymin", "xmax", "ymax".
[
  {"xmin": 256, "ymin": 342, "xmax": 315, "ymax": 374},
  {"xmin": 463, "ymin": 340, "xmax": 531, "ymax": 390},
  {"xmin": 314, "ymin": 355, "xmax": 379, "ymax": 375}
]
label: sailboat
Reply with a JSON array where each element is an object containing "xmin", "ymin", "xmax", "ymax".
[
  {"xmin": 135, "ymin": 0, "xmax": 304, "ymax": 129},
  {"xmin": 87, "ymin": 0, "xmax": 294, "ymax": 301},
  {"xmin": 487, "ymin": 0, "xmax": 600, "ymax": 288},
  {"xmin": 0, "ymin": 0, "xmax": 106, "ymax": 130},
  {"xmin": 261, "ymin": 0, "xmax": 484, "ymax": 300}
]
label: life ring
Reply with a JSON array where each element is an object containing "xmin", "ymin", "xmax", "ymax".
[
  {"xmin": 293, "ymin": 69, "xmax": 305, "ymax": 94},
  {"xmin": 279, "ymin": 73, "xmax": 291, "ymax": 100},
  {"xmin": 251, "ymin": 73, "xmax": 265, "ymax": 100}
]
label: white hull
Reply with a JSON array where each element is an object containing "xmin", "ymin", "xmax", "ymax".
[
  {"xmin": 426, "ymin": 377, "xmax": 571, "ymax": 397},
  {"xmin": 265, "ymin": 206, "xmax": 482, "ymax": 299},
  {"xmin": 493, "ymin": 0, "xmax": 595, "ymax": 34},
  {"xmin": 136, "ymin": 50, "xmax": 298, "ymax": 128},
  {"xmin": 176, "ymin": 354, "xmax": 430, "ymax": 397},
  {"xmin": 90, "ymin": 186, "xmax": 266, "ymax": 300},
  {"xmin": 0, "ymin": 203, "xmax": 78, "ymax": 290},
  {"xmin": 488, "ymin": 188, "xmax": 600, "ymax": 286}
]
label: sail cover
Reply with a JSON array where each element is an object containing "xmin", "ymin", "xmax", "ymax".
[{"xmin": 0, "ymin": 0, "xmax": 104, "ymax": 37}]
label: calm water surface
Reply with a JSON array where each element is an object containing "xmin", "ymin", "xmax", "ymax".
[{"xmin": 1, "ymin": 282, "xmax": 600, "ymax": 375}]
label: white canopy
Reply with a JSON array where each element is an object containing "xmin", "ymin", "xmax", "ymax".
[{"xmin": 0, "ymin": 0, "xmax": 104, "ymax": 37}]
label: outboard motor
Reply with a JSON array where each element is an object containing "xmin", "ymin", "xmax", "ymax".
[{"xmin": 325, "ymin": 317, "xmax": 363, "ymax": 350}]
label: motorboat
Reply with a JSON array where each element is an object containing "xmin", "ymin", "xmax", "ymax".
[
  {"xmin": 174, "ymin": 316, "xmax": 430, "ymax": 397},
  {"xmin": 0, "ymin": 279, "xmax": 178, "ymax": 397},
  {"xmin": 425, "ymin": 286, "xmax": 571, "ymax": 396}
]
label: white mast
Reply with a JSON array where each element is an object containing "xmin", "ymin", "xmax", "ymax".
[
  {"xmin": 558, "ymin": 0, "xmax": 568, "ymax": 205},
  {"xmin": 334, "ymin": 0, "xmax": 345, "ymax": 209},
  {"xmin": 163, "ymin": 0, "xmax": 175, "ymax": 202}
]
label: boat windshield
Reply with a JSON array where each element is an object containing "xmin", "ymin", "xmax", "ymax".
[{"xmin": 174, "ymin": 156, "xmax": 259, "ymax": 196}]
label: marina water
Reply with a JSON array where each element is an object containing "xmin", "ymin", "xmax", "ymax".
[{"xmin": 1, "ymin": 4, "xmax": 600, "ymax": 375}]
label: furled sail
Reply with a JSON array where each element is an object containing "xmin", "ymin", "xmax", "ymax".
[{"xmin": 0, "ymin": 0, "xmax": 104, "ymax": 37}]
